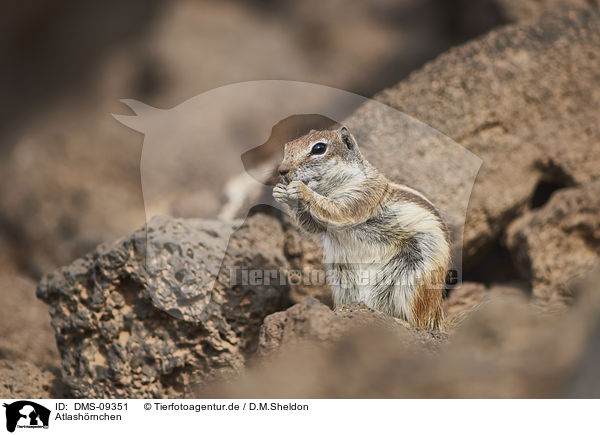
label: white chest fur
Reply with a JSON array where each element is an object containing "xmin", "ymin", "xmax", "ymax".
[{"xmin": 322, "ymin": 230, "xmax": 398, "ymax": 304}]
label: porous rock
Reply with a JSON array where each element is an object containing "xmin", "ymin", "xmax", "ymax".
[
  {"xmin": 200, "ymin": 276, "xmax": 599, "ymax": 398},
  {"xmin": 282, "ymin": 226, "xmax": 331, "ymax": 307},
  {"xmin": 506, "ymin": 182, "xmax": 600, "ymax": 306},
  {"xmin": 443, "ymin": 281, "xmax": 529, "ymax": 326},
  {"xmin": 257, "ymin": 298, "xmax": 446, "ymax": 357},
  {"xmin": 37, "ymin": 214, "xmax": 290, "ymax": 398},
  {"xmin": 233, "ymin": 9, "xmax": 600, "ymax": 274},
  {"xmin": 352, "ymin": 8, "xmax": 600, "ymax": 262}
]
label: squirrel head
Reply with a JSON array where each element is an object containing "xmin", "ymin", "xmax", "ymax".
[{"xmin": 277, "ymin": 126, "xmax": 365, "ymax": 193}]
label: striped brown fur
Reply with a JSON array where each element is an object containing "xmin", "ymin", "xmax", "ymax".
[{"xmin": 273, "ymin": 126, "xmax": 450, "ymax": 329}]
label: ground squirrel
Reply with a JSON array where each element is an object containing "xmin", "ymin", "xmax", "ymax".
[{"xmin": 273, "ymin": 126, "xmax": 450, "ymax": 329}]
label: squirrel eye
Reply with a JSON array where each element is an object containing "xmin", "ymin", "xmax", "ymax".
[{"xmin": 310, "ymin": 142, "xmax": 327, "ymax": 155}]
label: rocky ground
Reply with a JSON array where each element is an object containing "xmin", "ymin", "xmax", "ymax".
[{"xmin": 1, "ymin": 1, "xmax": 600, "ymax": 398}]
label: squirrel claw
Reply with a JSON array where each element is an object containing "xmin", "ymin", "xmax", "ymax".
[
  {"xmin": 272, "ymin": 183, "xmax": 288, "ymax": 204},
  {"xmin": 286, "ymin": 180, "xmax": 304, "ymax": 200}
]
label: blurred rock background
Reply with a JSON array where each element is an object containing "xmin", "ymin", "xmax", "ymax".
[
  {"xmin": 0, "ymin": 0, "xmax": 507, "ymax": 279},
  {"xmin": 1, "ymin": 0, "xmax": 599, "ymax": 398}
]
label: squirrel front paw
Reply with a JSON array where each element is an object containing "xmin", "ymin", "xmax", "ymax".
[
  {"xmin": 273, "ymin": 181, "xmax": 306, "ymax": 205},
  {"xmin": 273, "ymin": 183, "xmax": 289, "ymax": 204},
  {"xmin": 286, "ymin": 180, "xmax": 305, "ymax": 201}
]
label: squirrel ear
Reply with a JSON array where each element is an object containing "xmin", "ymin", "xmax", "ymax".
[{"xmin": 339, "ymin": 126, "xmax": 354, "ymax": 150}]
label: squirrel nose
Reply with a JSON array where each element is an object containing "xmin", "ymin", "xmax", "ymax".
[{"xmin": 278, "ymin": 167, "xmax": 290, "ymax": 176}]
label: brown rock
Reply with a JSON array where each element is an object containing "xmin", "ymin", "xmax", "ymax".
[
  {"xmin": 506, "ymin": 182, "xmax": 600, "ymax": 306},
  {"xmin": 200, "ymin": 275, "xmax": 599, "ymax": 398},
  {"xmin": 282, "ymin": 227, "xmax": 332, "ymax": 307},
  {"xmin": 0, "ymin": 360, "xmax": 56, "ymax": 399},
  {"xmin": 238, "ymin": 9, "xmax": 600, "ymax": 277},
  {"xmin": 0, "ymin": 275, "xmax": 59, "ymax": 369},
  {"xmin": 565, "ymin": 269, "xmax": 600, "ymax": 397},
  {"xmin": 257, "ymin": 298, "xmax": 446, "ymax": 357},
  {"xmin": 0, "ymin": 113, "xmax": 147, "ymax": 279},
  {"xmin": 494, "ymin": 1, "xmax": 598, "ymax": 23},
  {"xmin": 444, "ymin": 282, "xmax": 487, "ymax": 326},
  {"xmin": 357, "ymin": 8, "xmax": 600, "ymax": 263},
  {"xmin": 444, "ymin": 281, "xmax": 530, "ymax": 326},
  {"xmin": 258, "ymin": 299, "xmax": 342, "ymax": 356},
  {"xmin": 36, "ymin": 214, "xmax": 291, "ymax": 398},
  {"xmin": 0, "ymin": 0, "xmax": 503, "ymax": 281}
]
